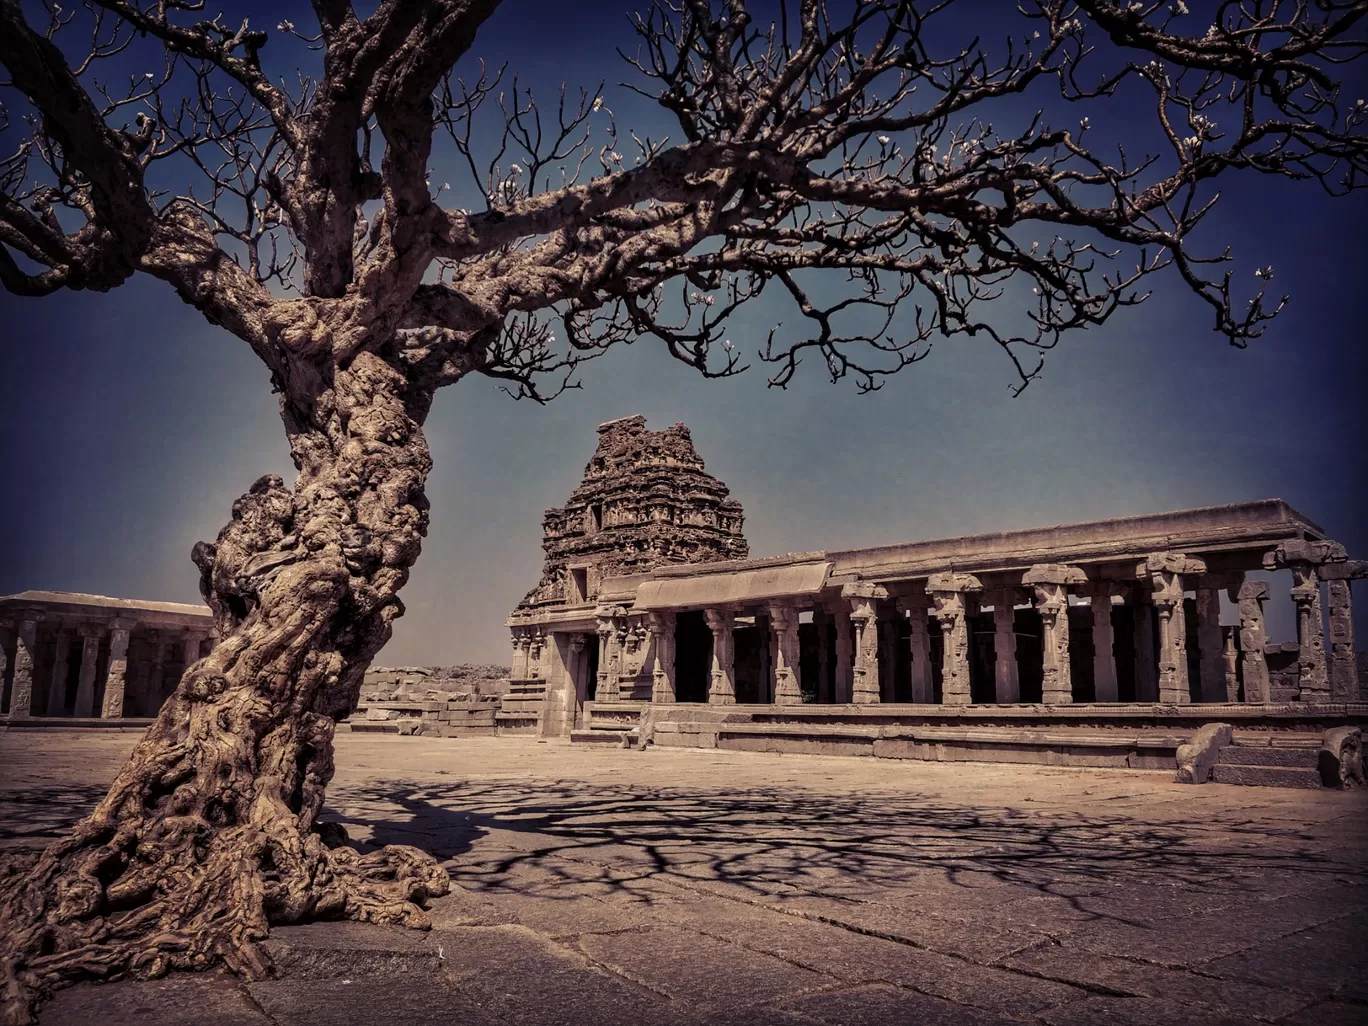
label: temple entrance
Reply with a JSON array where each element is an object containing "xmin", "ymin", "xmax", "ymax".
[{"xmin": 674, "ymin": 611, "xmax": 711, "ymax": 703}]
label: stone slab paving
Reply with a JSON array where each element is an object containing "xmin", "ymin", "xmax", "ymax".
[{"xmin": 1, "ymin": 732, "xmax": 1365, "ymax": 1026}]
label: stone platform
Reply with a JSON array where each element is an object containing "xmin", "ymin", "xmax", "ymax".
[{"xmin": 1, "ymin": 732, "xmax": 1365, "ymax": 1025}]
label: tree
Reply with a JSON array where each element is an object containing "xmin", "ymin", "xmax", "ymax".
[{"xmin": 0, "ymin": 0, "xmax": 1364, "ymax": 1020}]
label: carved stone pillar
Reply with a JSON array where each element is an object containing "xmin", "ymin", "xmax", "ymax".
[
  {"xmin": 1265, "ymin": 541, "xmax": 1347, "ymax": 702},
  {"xmin": 990, "ymin": 590, "xmax": 1021, "ymax": 704},
  {"xmin": 770, "ymin": 604, "xmax": 802, "ymax": 705},
  {"xmin": 1230, "ymin": 580, "xmax": 1270, "ymax": 703},
  {"xmin": 832, "ymin": 605, "xmax": 853, "ymax": 703},
  {"xmin": 510, "ymin": 632, "xmax": 528, "ymax": 680},
  {"xmin": 927, "ymin": 573, "xmax": 982, "ymax": 706},
  {"xmin": 814, "ymin": 609, "xmax": 831, "ymax": 703},
  {"xmin": 595, "ymin": 612, "xmax": 621, "ymax": 703},
  {"xmin": 647, "ymin": 611, "xmax": 676, "ymax": 704},
  {"xmin": 74, "ymin": 626, "xmax": 101, "ymax": 717},
  {"xmin": 101, "ymin": 618, "xmax": 135, "ymax": 719},
  {"xmin": 898, "ymin": 594, "xmax": 933, "ymax": 704},
  {"xmin": 843, "ymin": 583, "xmax": 888, "ymax": 704},
  {"xmin": 1326, "ymin": 580, "xmax": 1356, "ymax": 703},
  {"xmin": 1194, "ymin": 585, "xmax": 1225, "ymax": 703},
  {"xmin": 1025, "ymin": 565, "xmax": 1086, "ymax": 706},
  {"xmin": 47, "ymin": 629, "xmax": 72, "ymax": 717},
  {"xmin": 1130, "ymin": 584, "xmax": 1158, "ymax": 702},
  {"xmin": 9, "ymin": 613, "xmax": 42, "ymax": 719},
  {"xmin": 0, "ymin": 624, "xmax": 10, "ymax": 715},
  {"xmin": 1090, "ymin": 586, "xmax": 1118, "ymax": 702},
  {"xmin": 704, "ymin": 607, "xmax": 736, "ymax": 705},
  {"xmin": 1140, "ymin": 553, "xmax": 1207, "ymax": 705},
  {"xmin": 1222, "ymin": 628, "xmax": 1240, "ymax": 702},
  {"xmin": 1320, "ymin": 560, "xmax": 1364, "ymax": 702},
  {"xmin": 1289, "ymin": 565, "xmax": 1328, "ymax": 701}
]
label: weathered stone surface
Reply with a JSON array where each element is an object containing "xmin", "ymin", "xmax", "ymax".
[
  {"xmin": 1319, "ymin": 726, "xmax": 1365, "ymax": 788},
  {"xmin": 516, "ymin": 416, "xmax": 748, "ymax": 613},
  {"xmin": 39, "ymin": 973, "xmax": 272, "ymax": 1026},
  {"xmin": 1175, "ymin": 722, "xmax": 1233, "ymax": 783}
]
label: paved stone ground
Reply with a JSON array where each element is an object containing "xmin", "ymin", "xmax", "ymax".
[{"xmin": 1, "ymin": 731, "xmax": 1365, "ymax": 1026}]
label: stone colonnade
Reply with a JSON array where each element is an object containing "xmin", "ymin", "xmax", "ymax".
[
  {"xmin": 2, "ymin": 611, "xmax": 215, "ymax": 719},
  {"xmin": 556, "ymin": 545, "xmax": 1363, "ymax": 708}
]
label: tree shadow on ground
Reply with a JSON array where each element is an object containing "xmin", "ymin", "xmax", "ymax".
[
  {"xmin": 322, "ymin": 777, "xmax": 1367, "ymax": 928},
  {"xmin": 0, "ymin": 785, "xmax": 110, "ymax": 851}
]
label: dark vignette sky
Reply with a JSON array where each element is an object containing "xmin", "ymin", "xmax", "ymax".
[{"xmin": 1, "ymin": 0, "xmax": 1365, "ymax": 664}]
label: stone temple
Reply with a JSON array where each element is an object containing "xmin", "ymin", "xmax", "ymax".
[
  {"xmin": 498, "ymin": 416, "xmax": 1367, "ymax": 787},
  {"xmin": 3, "ymin": 415, "xmax": 1365, "ymax": 786}
]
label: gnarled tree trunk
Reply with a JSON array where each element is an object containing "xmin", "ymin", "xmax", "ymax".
[{"xmin": 0, "ymin": 351, "xmax": 449, "ymax": 1025}]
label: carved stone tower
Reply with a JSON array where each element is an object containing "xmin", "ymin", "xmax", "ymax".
[{"xmin": 518, "ymin": 415, "xmax": 748, "ymax": 610}]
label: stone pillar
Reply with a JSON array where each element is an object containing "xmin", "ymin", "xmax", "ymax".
[
  {"xmin": 74, "ymin": 627, "xmax": 101, "ymax": 717},
  {"xmin": 8, "ymin": 613, "xmax": 42, "ymax": 719},
  {"xmin": 510, "ymin": 632, "xmax": 529, "ymax": 680},
  {"xmin": 842, "ymin": 583, "xmax": 888, "ymax": 704},
  {"xmin": 832, "ymin": 606, "xmax": 853, "ymax": 703},
  {"xmin": 1195, "ymin": 584, "xmax": 1226, "ymax": 703},
  {"xmin": 1230, "ymin": 580, "xmax": 1271, "ymax": 703},
  {"xmin": 899, "ymin": 594, "xmax": 934, "ymax": 703},
  {"xmin": 927, "ymin": 573, "xmax": 982, "ymax": 706},
  {"xmin": 814, "ymin": 609, "xmax": 831, "ymax": 703},
  {"xmin": 1264, "ymin": 541, "xmax": 1347, "ymax": 702},
  {"xmin": 770, "ymin": 604, "xmax": 803, "ymax": 705},
  {"xmin": 1025, "ymin": 565, "xmax": 1086, "ymax": 706},
  {"xmin": 0, "ymin": 624, "xmax": 9, "ymax": 714},
  {"xmin": 595, "ymin": 613, "xmax": 621, "ymax": 703},
  {"xmin": 647, "ymin": 611, "xmax": 676, "ymax": 704},
  {"xmin": 46, "ymin": 629, "xmax": 72, "ymax": 717},
  {"xmin": 101, "ymin": 618, "xmax": 135, "ymax": 719},
  {"xmin": 1326, "ymin": 579, "xmax": 1356, "ymax": 703},
  {"xmin": 1320, "ymin": 560, "xmax": 1364, "ymax": 702},
  {"xmin": 704, "ymin": 607, "xmax": 736, "ymax": 705},
  {"xmin": 1288, "ymin": 565, "xmax": 1328, "ymax": 701},
  {"xmin": 1130, "ymin": 584, "xmax": 1158, "ymax": 702},
  {"xmin": 568, "ymin": 634, "xmax": 587, "ymax": 727},
  {"xmin": 1222, "ymin": 628, "xmax": 1240, "ymax": 702},
  {"xmin": 991, "ymin": 590, "xmax": 1021, "ymax": 704},
  {"xmin": 1139, "ymin": 553, "xmax": 1207, "ymax": 705},
  {"xmin": 1090, "ymin": 586, "xmax": 1118, "ymax": 703}
]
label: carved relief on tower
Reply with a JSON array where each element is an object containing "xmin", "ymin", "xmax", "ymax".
[{"xmin": 517, "ymin": 415, "xmax": 749, "ymax": 611}]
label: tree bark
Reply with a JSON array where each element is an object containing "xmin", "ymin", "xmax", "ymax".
[{"xmin": 0, "ymin": 351, "xmax": 448, "ymax": 1026}]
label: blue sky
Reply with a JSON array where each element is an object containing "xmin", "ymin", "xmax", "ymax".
[{"xmin": 1, "ymin": 1, "xmax": 1364, "ymax": 663}]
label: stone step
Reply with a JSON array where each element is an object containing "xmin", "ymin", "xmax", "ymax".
[
  {"xmin": 347, "ymin": 722, "xmax": 400, "ymax": 734},
  {"xmin": 1216, "ymin": 745, "xmax": 1320, "ymax": 769},
  {"xmin": 1210, "ymin": 763, "xmax": 1323, "ymax": 789},
  {"xmin": 570, "ymin": 729, "xmax": 638, "ymax": 745},
  {"xmin": 1229, "ymin": 732, "xmax": 1322, "ymax": 748}
]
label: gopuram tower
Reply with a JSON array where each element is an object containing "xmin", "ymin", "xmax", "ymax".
[{"xmin": 516, "ymin": 415, "xmax": 748, "ymax": 612}]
